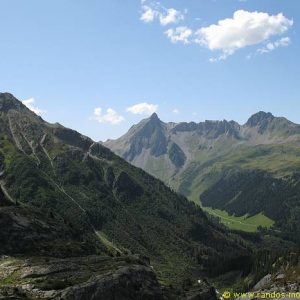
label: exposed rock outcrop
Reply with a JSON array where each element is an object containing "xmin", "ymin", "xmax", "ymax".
[
  {"xmin": 0, "ymin": 255, "xmax": 163, "ymax": 300},
  {"xmin": 236, "ymin": 266, "xmax": 300, "ymax": 300}
]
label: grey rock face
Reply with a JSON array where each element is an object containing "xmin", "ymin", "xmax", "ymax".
[
  {"xmin": 0, "ymin": 256, "xmax": 163, "ymax": 300},
  {"xmin": 246, "ymin": 111, "xmax": 274, "ymax": 127},
  {"xmin": 276, "ymin": 274, "xmax": 286, "ymax": 280},
  {"xmin": 237, "ymin": 267, "xmax": 300, "ymax": 300},
  {"xmin": 253, "ymin": 274, "xmax": 272, "ymax": 291}
]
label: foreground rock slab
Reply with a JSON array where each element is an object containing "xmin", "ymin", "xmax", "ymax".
[{"xmin": 0, "ymin": 255, "xmax": 163, "ymax": 300}]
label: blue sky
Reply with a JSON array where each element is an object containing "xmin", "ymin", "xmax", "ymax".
[{"xmin": 0, "ymin": 0, "xmax": 299, "ymax": 141}]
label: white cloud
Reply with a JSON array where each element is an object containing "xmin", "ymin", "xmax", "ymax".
[
  {"xmin": 172, "ymin": 108, "xmax": 180, "ymax": 114},
  {"xmin": 165, "ymin": 27, "xmax": 192, "ymax": 44},
  {"xmin": 92, "ymin": 107, "xmax": 124, "ymax": 125},
  {"xmin": 258, "ymin": 37, "xmax": 291, "ymax": 54},
  {"xmin": 22, "ymin": 98, "xmax": 46, "ymax": 116},
  {"xmin": 140, "ymin": 6, "xmax": 157, "ymax": 23},
  {"xmin": 209, "ymin": 54, "xmax": 229, "ymax": 63},
  {"xmin": 126, "ymin": 102, "xmax": 158, "ymax": 116},
  {"xmin": 159, "ymin": 8, "xmax": 184, "ymax": 26},
  {"xmin": 195, "ymin": 10, "xmax": 293, "ymax": 60},
  {"xmin": 140, "ymin": 4, "xmax": 293, "ymax": 61},
  {"xmin": 140, "ymin": 1, "xmax": 184, "ymax": 26}
]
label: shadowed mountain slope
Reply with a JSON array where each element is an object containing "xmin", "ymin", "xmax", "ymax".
[{"xmin": 0, "ymin": 93, "xmax": 254, "ymax": 287}]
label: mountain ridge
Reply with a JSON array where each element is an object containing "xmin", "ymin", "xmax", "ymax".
[{"xmin": 104, "ymin": 111, "xmax": 300, "ymax": 243}]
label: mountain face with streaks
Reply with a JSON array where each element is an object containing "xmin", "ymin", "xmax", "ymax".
[
  {"xmin": 0, "ymin": 92, "xmax": 267, "ymax": 299},
  {"xmin": 104, "ymin": 112, "xmax": 300, "ymax": 243}
]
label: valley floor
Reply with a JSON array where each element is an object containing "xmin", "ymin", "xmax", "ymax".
[{"xmin": 201, "ymin": 206, "xmax": 274, "ymax": 232}]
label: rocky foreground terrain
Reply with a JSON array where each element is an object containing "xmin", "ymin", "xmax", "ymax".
[
  {"xmin": 0, "ymin": 206, "xmax": 218, "ymax": 300},
  {"xmin": 0, "ymin": 255, "xmax": 164, "ymax": 300},
  {"xmin": 236, "ymin": 265, "xmax": 300, "ymax": 300}
]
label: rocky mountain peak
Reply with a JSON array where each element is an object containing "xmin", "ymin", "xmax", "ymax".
[
  {"xmin": 150, "ymin": 112, "xmax": 159, "ymax": 120},
  {"xmin": 147, "ymin": 112, "xmax": 162, "ymax": 126},
  {"xmin": 246, "ymin": 111, "xmax": 274, "ymax": 127},
  {"xmin": 0, "ymin": 93, "xmax": 26, "ymax": 113}
]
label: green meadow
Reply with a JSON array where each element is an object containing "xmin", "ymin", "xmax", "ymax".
[{"xmin": 202, "ymin": 207, "xmax": 274, "ymax": 232}]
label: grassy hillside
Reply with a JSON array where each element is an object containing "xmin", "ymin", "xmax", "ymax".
[
  {"xmin": 0, "ymin": 93, "xmax": 256, "ymax": 285},
  {"xmin": 200, "ymin": 169, "xmax": 300, "ymax": 243}
]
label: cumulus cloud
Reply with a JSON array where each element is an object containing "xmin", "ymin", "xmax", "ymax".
[
  {"xmin": 126, "ymin": 102, "xmax": 158, "ymax": 116},
  {"xmin": 172, "ymin": 108, "xmax": 180, "ymax": 114},
  {"xmin": 140, "ymin": 1, "xmax": 184, "ymax": 26},
  {"xmin": 140, "ymin": 6, "xmax": 157, "ymax": 23},
  {"xmin": 159, "ymin": 8, "xmax": 184, "ymax": 26},
  {"xmin": 195, "ymin": 10, "xmax": 293, "ymax": 60},
  {"xmin": 92, "ymin": 107, "xmax": 124, "ymax": 125},
  {"xmin": 22, "ymin": 98, "xmax": 46, "ymax": 116},
  {"xmin": 258, "ymin": 37, "xmax": 291, "ymax": 54},
  {"xmin": 165, "ymin": 27, "xmax": 192, "ymax": 44},
  {"xmin": 139, "ymin": 4, "xmax": 293, "ymax": 61}
]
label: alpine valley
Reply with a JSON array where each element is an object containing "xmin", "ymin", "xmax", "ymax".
[
  {"xmin": 0, "ymin": 93, "xmax": 299, "ymax": 299},
  {"xmin": 104, "ymin": 112, "xmax": 300, "ymax": 242}
]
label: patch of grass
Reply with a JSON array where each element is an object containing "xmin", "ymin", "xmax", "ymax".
[
  {"xmin": 96, "ymin": 231, "xmax": 123, "ymax": 255},
  {"xmin": 47, "ymin": 141, "xmax": 70, "ymax": 158},
  {"xmin": 202, "ymin": 207, "xmax": 274, "ymax": 232},
  {"xmin": 0, "ymin": 134, "xmax": 18, "ymax": 168},
  {"xmin": 0, "ymin": 271, "xmax": 21, "ymax": 286}
]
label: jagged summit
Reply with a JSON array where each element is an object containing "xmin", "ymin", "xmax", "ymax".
[
  {"xmin": 149, "ymin": 112, "xmax": 159, "ymax": 120},
  {"xmin": 146, "ymin": 112, "xmax": 162, "ymax": 126},
  {"xmin": 0, "ymin": 92, "xmax": 27, "ymax": 113},
  {"xmin": 245, "ymin": 111, "xmax": 274, "ymax": 127},
  {"xmin": 121, "ymin": 112, "xmax": 167, "ymax": 161},
  {"xmin": 0, "ymin": 92, "xmax": 16, "ymax": 100}
]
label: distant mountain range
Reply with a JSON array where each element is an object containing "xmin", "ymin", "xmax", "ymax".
[{"xmin": 104, "ymin": 112, "xmax": 300, "ymax": 242}]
